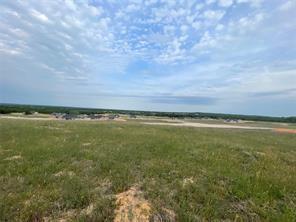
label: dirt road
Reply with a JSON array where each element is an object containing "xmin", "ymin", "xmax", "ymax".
[{"xmin": 141, "ymin": 121, "xmax": 273, "ymax": 130}]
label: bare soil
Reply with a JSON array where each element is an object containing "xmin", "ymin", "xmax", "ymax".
[
  {"xmin": 273, "ymin": 128, "xmax": 296, "ymax": 134},
  {"xmin": 114, "ymin": 186, "xmax": 151, "ymax": 222},
  {"xmin": 142, "ymin": 121, "xmax": 273, "ymax": 130}
]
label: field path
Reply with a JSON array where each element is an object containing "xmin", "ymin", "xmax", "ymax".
[
  {"xmin": 0, "ymin": 115, "xmax": 56, "ymax": 121},
  {"xmin": 141, "ymin": 121, "xmax": 273, "ymax": 130}
]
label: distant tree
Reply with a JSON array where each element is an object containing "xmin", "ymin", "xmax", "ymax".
[
  {"xmin": 68, "ymin": 110, "xmax": 80, "ymax": 115},
  {"xmin": 24, "ymin": 111, "xmax": 33, "ymax": 115}
]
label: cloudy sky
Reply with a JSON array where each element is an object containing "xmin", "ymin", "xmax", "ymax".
[{"xmin": 0, "ymin": 0, "xmax": 295, "ymax": 116}]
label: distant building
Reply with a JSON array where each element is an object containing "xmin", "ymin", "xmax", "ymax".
[
  {"xmin": 89, "ymin": 114, "xmax": 103, "ymax": 119},
  {"xmin": 225, "ymin": 119, "xmax": 239, "ymax": 123},
  {"xmin": 63, "ymin": 114, "xmax": 77, "ymax": 120},
  {"xmin": 52, "ymin": 113, "xmax": 64, "ymax": 118},
  {"xmin": 108, "ymin": 114, "xmax": 119, "ymax": 120},
  {"xmin": 77, "ymin": 114, "xmax": 88, "ymax": 119}
]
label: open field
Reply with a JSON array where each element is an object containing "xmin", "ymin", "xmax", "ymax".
[{"xmin": 1, "ymin": 118, "xmax": 296, "ymax": 221}]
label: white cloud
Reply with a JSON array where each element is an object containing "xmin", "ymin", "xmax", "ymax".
[
  {"xmin": 236, "ymin": 0, "xmax": 264, "ymax": 8},
  {"xmin": 163, "ymin": 25, "xmax": 175, "ymax": 34},
  {"xmin": 169, "ymin": 8, "xmax": 187, "ymax": 18},
  {"xmin": 30, "ymin": 9, "xmax": 50, "ymax": 23},
  {"xmin": 0, "ymin": 45, "xmax": 22, "ymax": 55},
  {"xmin": 0, "ymin": 0, "xmax": 272, "ymax": 66},
  {"xmin": 233, "ymin": 13, "xmax": 265, "ymax": 32},
  {"xmin": 206, "ymin": 0, "xmax": 217, "ymax": 5},
  {"xmin": 64, "ymin": 0, "xmax": 77, "ymax": 11},
  {"xmin": 180, "ymin": 25, "xmax": 188, "ymax": 33},
  {"xmin": 279, "ymin": 1, "xmax": 296, "ymax": 11},
  {"xmin": 195, "ymin": 3, "xmax": 204, "ymax": 10},
  {"xmin": 218, "ymin": 0, "xmax": 233, "ymax": 7},
  {"xmin": 193, "ymin": 31, "xmax": 217, "ymax": 51},
  {"xmin": 88, "ymin": 6, "xmax": 103, "ymax": 16},
  {"xmin": 215, "ymin": 23, "xmax": 224, "ymax": 31},
  {"xmin": 126, "ymin": 4, "xmax": 140, "ymax": 12},
  {"xmin": 157, "ymin": 38, "xmax": 185, "ymax": 63},
  {"xmin": 145, "ymin": 0, "xmax": 158, "ymax": 6},
  {"xmin": 192, "ymin": 21, "xmax": 202, "ymax": 30},
  {"xmin": 9, "ymin": 28, "xmax": 29, "ymax": 38},
  {"xmin": 203, "ymin": 10, "xmax": 225, "ymax": 21}
]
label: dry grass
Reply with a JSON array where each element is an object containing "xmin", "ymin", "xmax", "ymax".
[
  {"xmin": 0, "ymin": 118, "xmax": 295, "ymax": 221},
  {"xmin": 114, "ymin": 186, "xmax": 151, "ymax": 222}
]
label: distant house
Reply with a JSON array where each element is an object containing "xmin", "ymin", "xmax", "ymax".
[
  {"xmin": 225, "ymin": 119, "xmax": 239, "ymax": 123},
  {"xmin": 89, "ymin": 114, "xmax": 103, "ymax": 119},
  {"xmin": 108, "ymin": 115, "xmax": 115, "ymax": 120},
  {"xmin": 63, "ymin": 114, "xmax": 77, "ymax": 120},
  {"xmin": 77, "ymin": 114, "xmax": 88, "ymax": 119},
  {"xmin": 52, "ymin": 113, "xmax": 64, "ymax": 119},
  {"xmin": 108, "ymin": 114, "xmax": 119, "ymax": 120}
]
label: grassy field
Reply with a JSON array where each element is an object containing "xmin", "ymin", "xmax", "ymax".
[{"xmin": 0, "ymin": 118, "xmax": 295, "ymax": 221}]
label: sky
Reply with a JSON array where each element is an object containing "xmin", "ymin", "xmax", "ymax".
[{"xmin": 0, "ymin": 0, "xmax": 295, "ymax": 116}]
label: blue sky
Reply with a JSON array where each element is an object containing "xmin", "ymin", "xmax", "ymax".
[{"xmin": 0, "ymin": 0, "xmax": 295, "ymax": 116}]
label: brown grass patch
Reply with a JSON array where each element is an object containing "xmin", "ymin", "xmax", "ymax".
[
  {"xmin": 114, "ymin": 118, "xmax": 126, "ymax": 122},
  {"xmin": 182, "ymin": 177, "xmax": 194, "ymax": 187},
  {"xmin": 151, "ymin": 208, "xmax": 176, "ymax": 222},
  {"xmin": 43, "ymin": 209, "xmax": 76, "ymax": 222},
  {"xmin": 274, "ymin": 128, "xmax": 296, "ymax": 134},
  {"xmin": 82, "ymin": 142, "xmax": 92, "ymax": 146},
  {"xmin": 4, "ymin": 155, "xmax": 22, "ymax": 161},
  {"xmin": 81, "ymin": 203, "xmax": 94, "ymax": 216},
  {"xmin": 114, "ymin": 186, "xmax": 151, "ymax": 222},
  {"xmin": 53, "ymin": 171, "xmax": 75, "ymax": 178}
]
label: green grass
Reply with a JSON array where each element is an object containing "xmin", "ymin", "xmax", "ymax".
[{"xmin": 0, "ymin": 119, "xmax": 295, "ymax": 221}]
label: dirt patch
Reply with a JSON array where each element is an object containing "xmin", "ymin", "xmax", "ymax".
[
  {"xmin": 44, "ymin": 209, "xmax": 76, "ymax": 222},
  {"xmin": 81, "ymin": 203, "xmax": 94, "ymax": 216},
  {"xmin": 37, "ymin": 126, "xmax": 62, "ymax": 130},
  {"xmin": 43, "ymin": 204, "xmax": 94, "ymax": 221},
  {"xmin": 114, "ymin": 186, "xmax": 151, "ymax": 222},
  {"xmin": 152, "ymin": 208, "xmax": 176, "ymax": 222},
  {"xmin": 182, "ymin": 177, "xmax": 194, "ymax": 187},
  {"xmin": 54, "ymin": 171, "xmax": 75, "ymax": 178},
  {"xmin": 0, "ymin": 149, "xmax": 12, "ymax": 154},
  {"xmin": 114, "ymin": 118, "xmax": 126, "ymax": 122},
  {"xmin": 255, "ymin": 151, "xmax": 266, "ymax": 157},
  {"xmin": 4, "ymin": 155, "xmax": 22, "ymax": 161},
  {"xmin": 82, "ymin": 142, "xmax": 92, "ymax": 146},
  {"xmin": 45, "ymin": 126, "xmax": 61, "ymax": 130},
  {"xmin": 142, "ymin": 122, "xmax": 272, "ymax": 130},
  {"xmin": 94, "ymin": 178, "xmax": 112, "ymax": 194},
  {"xmin": 1, "ymin": 115, "xmax": 56, "ymax": 121},
  {"xmin": 273, "ymin": 128, "xmax": 296, "ymax": 134},
  {"xmin": 229, "ymin": 200, "xmax": 259, "ymax": 220}
]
